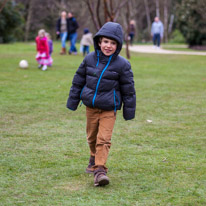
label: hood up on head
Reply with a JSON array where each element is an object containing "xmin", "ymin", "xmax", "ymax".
[{"xmin": 93, "ymin": 22, "xmax": 124, "ymax": 57}]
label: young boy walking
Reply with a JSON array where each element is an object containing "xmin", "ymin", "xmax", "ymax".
[{"xmin": 66, "ymin": 22, "xmax": 136, "ymax": 186}]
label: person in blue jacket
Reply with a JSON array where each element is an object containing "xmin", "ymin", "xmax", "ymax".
[
  {"xmin": 151, "ymin": 16, "xmax": 164, "ymax": 48},
  {"xmin": 66, "ymin": 22, "xmax": 136, "ymax": 187}
]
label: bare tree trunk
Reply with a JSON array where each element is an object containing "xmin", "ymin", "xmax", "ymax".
[
  {"xmin": 0, "ymin": 0, "xmax": 9, "ymax": 13},
  {"xmin": 85, "ymin": 0, "xmax": 100, "ymax": 31},
  {"xmin": 104, "ymin": 0, "xmax": 114, "ymax": 21},
  {"xmin": 110, "ymin": 0, "xmax": 114, "ymax": 21},
  {"xmin": 25, "ymin": 0, "xmax": 34, "ymax": 41},
  {"xmin": 168, "ymin": 14, "xmax": 174, "ymax": 34},
  {"xmin": 113, "ymin": 0, "xmax": 129, "ymax": 22},
  {"xmin": 155, "ymin": 0, "xmax": 160, "ymax": 18},
  {"xmin": 143, "ymin": 0, "xmax": 151, "ymax": 35},
  {"xmin": 164, "ymin": 0, "xmax": 168, "ymax": 43},
  {"xmin": 104, "ymin": 0, "xmax": 108, "ymax": 22},
  {"xmin": 96, "ymin": 0, "xmax": 102, "ymax": 27},
  {"xmin": 126, "ymin": 2, "xmax": 130, "ymax": 59}
]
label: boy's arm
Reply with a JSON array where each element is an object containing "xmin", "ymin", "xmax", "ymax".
[
  {"xmin": 66, "ymin": 59, "xmax": 87, "ymax": 111},
  {"xmin": 120, "ymin": 61, "xmax": 136, "ymax": 120}
]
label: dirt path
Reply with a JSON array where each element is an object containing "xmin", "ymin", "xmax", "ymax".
[{"xmin": 128, "ymin": 45, "xmax": 206, "ymax": 56}]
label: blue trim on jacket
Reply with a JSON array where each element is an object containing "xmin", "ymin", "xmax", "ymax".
[{"xmin": 92, "ymin": 54, "xmax": 113, "ymax": 107}]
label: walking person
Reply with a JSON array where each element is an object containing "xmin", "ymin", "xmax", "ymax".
[
  {"xmin": 35, "ymin": 29, "xmax": 53, "ymax": 71},
  {"xmin": 80, "ymin": 28, "xmax": 93, "ymax": 56},
  {"xmin": 67, "ymin": 12, "xmax": 79, "ymax": 55},
  {"xmin": 129, "ymin": 20, "xmax": 136, "ymax": 46},
  {"xmin": 151, "ymin": 16, "xmax": 164, "ymax": 48},
  {"xmin": 56, "ymin": 11, "xmax": 68, "ymax": 55},
  {"xmin": 66, "ymin": 22, "xmax": 136, "ymax": 186}
]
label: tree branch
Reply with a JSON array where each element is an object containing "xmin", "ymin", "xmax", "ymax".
[
  {"xmin": 96, "ymin": 0, "xmax": 102, "ymax": 27},
  {"xmin": 84, "ymin": 0, "xmax": 100, "ymax": 31},
  {"xmin": 114, "ymin": 0, "xmax": 130, "ymax": 21},
  {"xmin": 114, "ymin": 0, "xmax": 129, "ymax": 14},
  {"xmin": 104, "ymin": 0, "xmax": 113, "ymax": 21}
]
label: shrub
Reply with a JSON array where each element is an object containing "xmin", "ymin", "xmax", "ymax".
[{"xmin": 176, "ymin": 0, "xmax": 206, "ymax": 46}]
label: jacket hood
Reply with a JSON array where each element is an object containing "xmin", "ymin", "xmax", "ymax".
[{"xmin": 93, "ymin": 22, "xmax": 123, "ymax": 57}]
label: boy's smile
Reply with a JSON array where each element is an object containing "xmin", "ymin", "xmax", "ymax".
[{"xmin": 99, "ymin": 37, "xmax": 117, "ymax": 56}]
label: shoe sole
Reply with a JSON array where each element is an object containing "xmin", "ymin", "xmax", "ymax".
[{"xmin": 94, "ymin": 176, "xmax": 109, "ymax": 187}]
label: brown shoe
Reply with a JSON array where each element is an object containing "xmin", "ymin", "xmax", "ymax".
[
  {"xmin": 85, "ymin": 155, "xmax": 95, "ymax": 174},
  {"xmin": 60, "ymin": 48, "xmax": 66, "ymax": 55},
  {"xmin": 94, "ymin": 166, "xmax": 109, "ymax": 187}
]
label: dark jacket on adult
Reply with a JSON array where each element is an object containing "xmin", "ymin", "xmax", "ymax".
[
  {"xmin": 56, "ymin": 18, "xmax": 68, "ymax": 39},
  {"xmin": 67, "ymin": 17, "xmax": 79, "ymax": 34},
  {"xmin": 66, "ymin": 22, "xmax": 136, "ymax": 120}
]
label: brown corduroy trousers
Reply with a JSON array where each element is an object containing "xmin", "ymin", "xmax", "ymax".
[{"xmin": 86, "ymin": 106, "xmax": 116, "ymax": 171}]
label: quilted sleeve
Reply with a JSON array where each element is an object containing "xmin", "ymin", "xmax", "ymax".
[{"xmin": 119, "ymin": 61, "xmax": 136, "ymax": 120}]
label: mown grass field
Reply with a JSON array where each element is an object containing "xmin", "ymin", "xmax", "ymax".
[{"xmin": 0, "ymin": 42, "xmax": 206, "ymax": 206}]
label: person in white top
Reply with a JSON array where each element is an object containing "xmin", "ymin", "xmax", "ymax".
[{"xmin": 80, "ymin": 28, "xmax": 93, "ymax": 56}]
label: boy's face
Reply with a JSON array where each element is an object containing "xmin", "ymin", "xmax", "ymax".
[{"xmin": 98, "ymin": 37, "xmax": 117, "ymax": 56}]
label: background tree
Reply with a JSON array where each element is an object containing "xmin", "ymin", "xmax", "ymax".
[
  {"xmin": 0, "ymin": 0, "xmax": 23, "ymax": 42},
  {"xmin": 176, "ymin": 0, "xmax": 206, "ymax": 46},
  {"xmin": 1, "ymin": 0, "xmax": 206, "ymax": 48},
  {"xmin": 84, "ymin": 0, "xmax": 130, "ymax": 32}
]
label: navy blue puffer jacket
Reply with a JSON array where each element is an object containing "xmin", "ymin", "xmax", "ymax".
[{"xmin": 66, "ymin": 22, "xmax": 136, "ymax": 120}]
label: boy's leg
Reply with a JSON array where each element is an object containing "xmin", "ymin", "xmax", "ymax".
[
  {"xmin": 94, "ymin": 110, "xmax": 116, "ymax": 171},
  {"xmin": 86, "ymin": 107, "xmax": 99, "ymax": 156}
]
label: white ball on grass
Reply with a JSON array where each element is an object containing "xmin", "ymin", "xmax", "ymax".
[{"xmin": 19, "ymin": 60, "xmax": 29, "ymax": 69}]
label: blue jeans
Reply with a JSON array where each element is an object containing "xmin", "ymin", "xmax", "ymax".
[
  {"xmin": 153, "ymin": 33, "xmax": 161, "ymax": 47},
  {"xmin": 60, "ymin": 32, "xmax": 68, "ymax": 48},
  {"xmin": 69, "ymin": 32, "xmax": 78, "ymax": 53},
  {"xmin": 83, "ymin": 45, "xmax": 89, "ymax": 56}
]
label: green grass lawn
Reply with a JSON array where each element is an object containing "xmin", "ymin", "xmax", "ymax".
[{"xmin": 0, "ymin": 42, "xmax": 206, "ymax": 206}]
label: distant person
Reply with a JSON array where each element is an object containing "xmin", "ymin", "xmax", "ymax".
[
  {"xmin": 151, "ymin": 17, "xmax": 164, "ymax": 48},
  {"xmin": 66, "ymin": 22, "xmax": 136, "ymax": 187},
  {"xmin": 46, "ymin": 33, "xmax": 53, "ymax": 66},
  {"xmin": 67, "ymin": 12, "xmax": 79, "ymax": 55},
  {"xmin": 80, "ymin": 28, "xmax": 93, "ymax": 56},
  {"xmin": 129, "ymin": 20, "xmax": 136, "ymax": 46},
  {"xmin": 56, "ymin": 11, "xmax": 68, "ymax": 55},
  {"xmin": 35, "ymin": 29, "xmax": 53, "ymax": 71}
]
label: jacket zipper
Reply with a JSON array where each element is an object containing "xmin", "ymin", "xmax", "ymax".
[
  {"xmin": 114, "ymin": 89, "xmax": 120, "ymax": 113},
  {"xmin": 92, "ymin": 54, "xmax": 113, "ymax": 107}
]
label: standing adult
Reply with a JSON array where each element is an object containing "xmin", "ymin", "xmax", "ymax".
[
  {"xmin": 151, "ymin": 17, "xmax": 164, "ymax": 48},
  {"xmin": 129, "ymin": 20, "xmax": 136, "ymax": 46},
  {"xmin": 56, "ymin": 11, "xmax": 68, "ymax": 55},
  {"xmin": 67, "ymin": 12, "xmax": 79, "ymax": 55}
]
